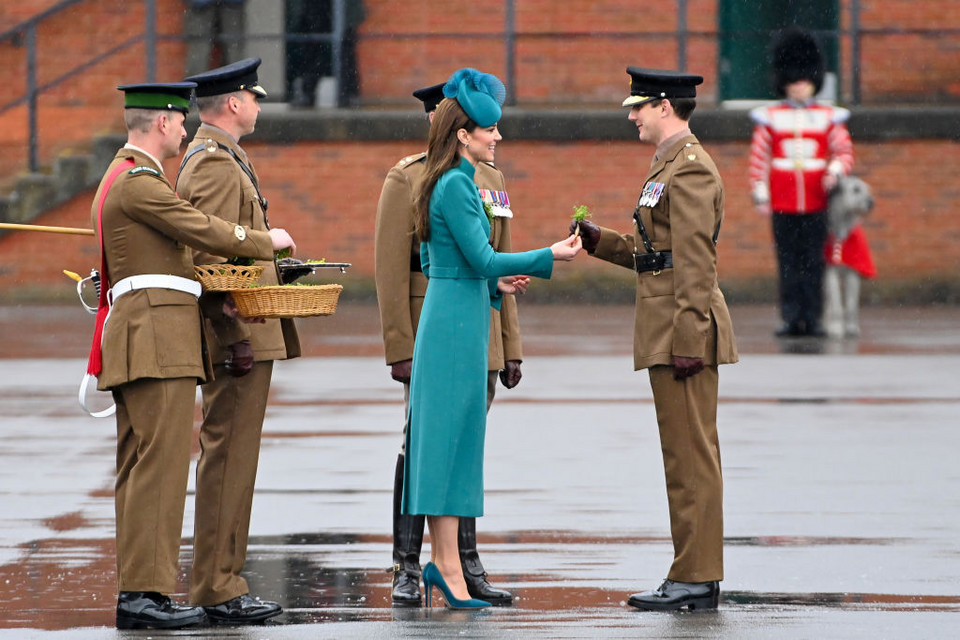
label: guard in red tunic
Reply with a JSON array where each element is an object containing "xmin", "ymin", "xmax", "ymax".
[{"xmin": 749, "ymin": 27, "xmax": 854, "ymax": 337}]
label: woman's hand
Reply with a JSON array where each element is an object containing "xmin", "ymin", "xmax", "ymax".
[
  {"xmin": 498, "ymin": 275, "xmax": 531, "ymax": 295},
  {"xmin": 550, "ymin": 234, "xmax": 582, "ymax": 261}
]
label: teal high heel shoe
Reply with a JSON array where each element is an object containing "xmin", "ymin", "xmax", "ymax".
[{"xmin": 422, "ymin": 562, "xmax": 490, "ymax": 609}]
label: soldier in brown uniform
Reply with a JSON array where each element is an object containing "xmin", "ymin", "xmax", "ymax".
[
  {"xmin": 375, "ymin": 83, "xmax": 518, "ymax": 606},
  {"xmin": 176, "ymin": 58, "xmax": 300, "ymax": 625},
  {"xmin": 572, "ymin": 68, "xmax": 738, "ymax": 611},
  {"xmin": 93, "ymin": 82, "xmax": 297, "ymax": 629}
]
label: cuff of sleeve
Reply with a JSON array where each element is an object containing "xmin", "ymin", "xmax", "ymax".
[
  {"xmin": 672, "ymin": 316, "xmax": 707, "ymax": 359},
  {"xmin": 827, "ymin": 160, "xmax": 845, "ymax": 176}
]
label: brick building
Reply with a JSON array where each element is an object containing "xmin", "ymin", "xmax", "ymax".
[{"xmin": 1, "ymin": 0, "xmax": 958, "ymax": 302}]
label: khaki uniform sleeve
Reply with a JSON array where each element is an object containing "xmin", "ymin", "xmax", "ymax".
[
  {"xmin": 181, "ymin": 152, "xmax": 250, "ymax": 347},
  {"xmin": 669, "ymin": 159, "xmax": 722, "ymax": 359},
  {"xmin": 375, "ymin": 165, "xmax": 418, "ymax": 365},
  {"xmin": 592, "ymin": 225, "xmax": 638, "ymax": 270},
  {"xmin": 122, "ymin": 172, "xmax": 273, "ymax": 261}
]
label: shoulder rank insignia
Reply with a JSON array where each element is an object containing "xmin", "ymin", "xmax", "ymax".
[
  {"xmin": 128, "ymin": 166, "xmax": 161, "ymax": 177},
  {"xmin": 398, "ymin": 152, "xmax": 427, "ymax": 168}
]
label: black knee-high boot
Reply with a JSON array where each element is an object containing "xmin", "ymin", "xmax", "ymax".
[
  {"xmin": 458, "ymin": 516, "xmax": 513, "ymax": 605},
  {"xmin": 392, "ymin": 453, "xmax": 425, "ymax": 606}
]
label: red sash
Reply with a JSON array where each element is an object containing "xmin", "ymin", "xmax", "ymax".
[{"xmin": 87, "ymin": 159, "xmax": 135, "ymax": 377}]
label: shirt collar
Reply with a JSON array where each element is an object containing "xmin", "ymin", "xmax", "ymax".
[
  {"xmin": 123, "ymin": 143, "xmax": 164, "ymax": 172},
  {"xmin": 652, "ymin": 128, "xmax": 691, "ymax": 166}
]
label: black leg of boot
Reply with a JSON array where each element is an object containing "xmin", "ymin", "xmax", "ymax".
[
  {"xmin": 458, "ymin": 516, "xmax": 513, "ymax": 606},
  {"xmin": 391, "ymin": 454, "xmax": 425, "ymax": 606}
]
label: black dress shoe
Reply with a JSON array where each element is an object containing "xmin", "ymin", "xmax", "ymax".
[
  {"xmin": 392, "ymin": 563, "xmax": 423, "ymax": 606},
  {"xmin": 775, "ymin": 322, "xmax": 804, "ymax": 337},
  {"xmin": 464, "ymin": 569, "xmax": 513, "ymax": 606},
  {"xmin": 116, "ymin": 591, "xmax": 207, "ymax": 629},
  {"xmin": 627, "ymin": 579, "xmax": 719, "ymax": 611},
  {"xmin": 203, "ymin": 593, "xmax": 282, "ymax": 625},
  {"xmin": 458, "ymin": 516, "xmax": 513, "ymax": 606},
  {"xmin": 805, "ymin": 322, "xmax": 827, "ymax": 338}
]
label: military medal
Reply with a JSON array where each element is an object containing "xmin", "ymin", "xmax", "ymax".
[
  {"xmin": 478, "ymin": 189, "xmax": 513, "ymax": 218},
  {"xmin": 640, "ymin": 182, "xmax": 665, "ymax": 208}
]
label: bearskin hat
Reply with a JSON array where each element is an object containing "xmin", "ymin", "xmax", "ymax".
[{"xmin": 772, "ymin": 27, "xmax": 825, "ymax": 97}]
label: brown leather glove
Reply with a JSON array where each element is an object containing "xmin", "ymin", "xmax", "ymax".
[
  {"xmin": 278, "ymin": 257, "xmax": 314, "ymax": 284},
  {"xmin": 672, "ymin": 355, "xmax": 704, "ymax": 381},
  {"xmin": 225, "ymin": 339, "xmax": 254, "ymax": 377},
  {"xmin": 569, "ymin": 219, "xmax": 601, "ymax": 253},
  {"xmin": 499, "ymin": 360, "xmax": 522, "ymax": 389},
  {"xmin": 391, "ymin": 359, "xmax": 413, "ymax": 384}
]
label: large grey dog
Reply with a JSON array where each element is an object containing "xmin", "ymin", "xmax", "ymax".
[{"xmin": 823, "ymin": 176, "xmax": 875, "ymax": 338}]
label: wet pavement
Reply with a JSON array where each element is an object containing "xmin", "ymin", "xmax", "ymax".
[{"xmin": 1, "ymin": 302, "xmax": 959, "ymax": 638}]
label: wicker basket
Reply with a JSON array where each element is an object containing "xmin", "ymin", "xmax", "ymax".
[
  {"xmin": 194, "ymin": 264, "xmax": 264, "ymax": 291},
  {"xmin": 230, "ymin": 284, "xmax": 343, "ymax": 318}
]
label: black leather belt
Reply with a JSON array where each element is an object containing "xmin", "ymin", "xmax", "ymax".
[
  {"xmin": 633, "ymin": 251, "xmax": 672, "ymax": 273},
  {"xmin": 410, "ymin": 254, "xmax": 422, "ymax": 273}
]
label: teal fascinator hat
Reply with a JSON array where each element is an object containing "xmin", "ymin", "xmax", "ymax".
[{"xmin": 443, "ymin": 68, "xmax": 506, "ymax": 127}]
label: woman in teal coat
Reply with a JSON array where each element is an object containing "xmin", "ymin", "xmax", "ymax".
[{"xmin": 402, "ymin": 68, "xmax": 581, "ymax": 608}]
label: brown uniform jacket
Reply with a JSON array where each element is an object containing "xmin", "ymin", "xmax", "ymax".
[
  {"xmin": 92, "ymin": 147, "xmax": 275, "ymax": 390},
  {"xmin": 375, "ymin": 153, "xmax": 521, "ymax": 370},
  {"xmin": 592, "ymin": 134, "xmax": 738, "ymax": 370},
  {"xmin": 177, "ymin": 124, "xmax": 301, "ymax": 363}
]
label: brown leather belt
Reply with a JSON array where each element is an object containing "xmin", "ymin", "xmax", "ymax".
[{"xmin": 633, "ymin": 251, "xmax": 672, "ymax": 273}]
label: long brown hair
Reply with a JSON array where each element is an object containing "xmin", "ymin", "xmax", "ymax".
[{"xmin": 413, "ymin": 98, "xmax": 477, "ymax": 241}]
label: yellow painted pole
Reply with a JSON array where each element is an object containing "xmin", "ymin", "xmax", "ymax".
[{"xmin": 0, "ymin": 222, "xmax": 94, "ymax": 236}]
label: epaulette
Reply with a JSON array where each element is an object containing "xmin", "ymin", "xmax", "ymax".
[
  {"xmin": 128, "ymin": 166, "xmax": 161, "ymax": 177},
  {"xmin": 679, "ymin": 142, "xmax": 700, "ymax": 163},
  {"xmin": 396, "ymin": 152, "xmax": 427, "ymax": 169}
]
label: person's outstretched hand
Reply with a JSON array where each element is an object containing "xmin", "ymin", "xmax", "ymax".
[
  {"xmin": 672, "ymin": 355, "xmax": 704, "ymax": 381},
  {"xmin": 569, "ymin": 219, "xmax": 600, "ymax": 253},
  {"xmin": 550, "ymin": 233, "xmax": 582, "ymax": 261}
]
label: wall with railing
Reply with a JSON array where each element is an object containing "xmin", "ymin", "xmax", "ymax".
[{"xmin": 0, "ymin": 0, "xmax": 957, "ymax": 186}]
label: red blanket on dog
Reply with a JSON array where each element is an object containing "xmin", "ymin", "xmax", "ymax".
[{"xmin": 825, "ymin": 224, "xmax": 876, "ymax": 278}]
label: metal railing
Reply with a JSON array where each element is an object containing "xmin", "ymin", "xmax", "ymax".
[
  {"xmin": 1, "ymin": 0, "xmax": 955, "ymax": 178},
  {"xmin": 0, "ymin": 0, "xmax": 157, "ymax": 174}
]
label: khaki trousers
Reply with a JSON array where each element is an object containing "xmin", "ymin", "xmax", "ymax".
[
  {"xmin": 114, "ymin": 376, "xmax": 198, "ymax": 593},
  {"xmin": 190, "ymin": 361, "xmax": 273, "ymax": 606},
  {"xmin": 648, "ymin": 365, "xmax": 724, "ymax": 583}
]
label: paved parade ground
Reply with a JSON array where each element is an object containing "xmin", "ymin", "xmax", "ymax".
[{"xmin": 1, "ymin": 302, "xmax": 959, "ymax": 638}]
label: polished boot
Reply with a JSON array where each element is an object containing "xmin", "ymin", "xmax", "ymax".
[
  {"xmin": 627, "ymin": 579, "xmax": 720, "ymax": 611},
  {"xmin": 203, "ymin": 593, "xmax": 282, "ymax": 625},
  {"xmin": 391, "ymin": 453, "xmax": 425, "ymax": 606},
  {"xmin": 116, "ymin": 591, "xmax": 207, "ymax": 629},
  {"xmin": 458, "ymin": 516, "xmax": 513, "ymax": 606},
  {"xmin": 422, "ymin": 562, "xmax": 490, "ymax": 609}
]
